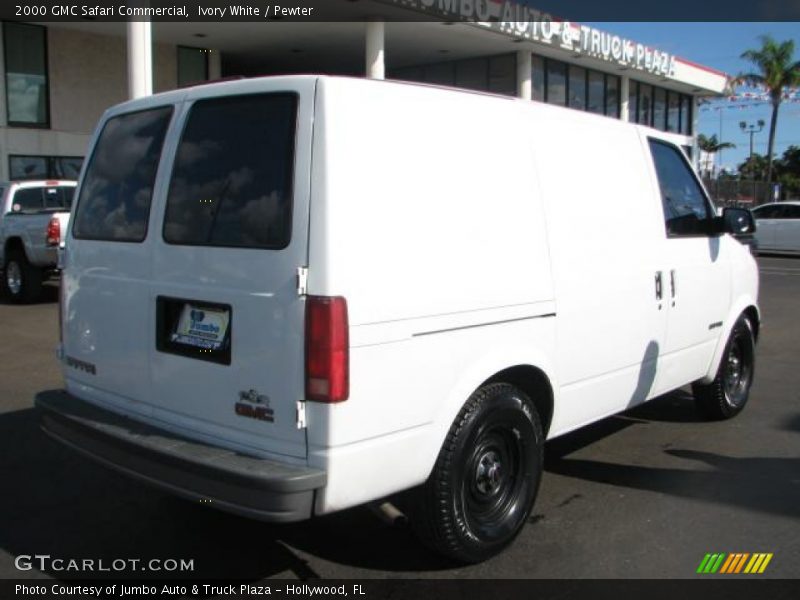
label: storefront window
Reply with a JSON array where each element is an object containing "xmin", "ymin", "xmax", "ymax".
[
  {"xmin": 424, "ymin": 62, "xmax": 455, "ymax": 86},
  {"xmin": 638, "ymin": 84, "xmax": 653, "ymax": 127},
  {"xmin": 177, "ymin": 46, "xmax": 209, "ymax": 87},
  {"xmin": 653, "ymin": 87, "xmax": 667, "ymax": 131},
  {"xmin": 667, "ymin": 91, "xmax": 680, "ymax": 132},
  {"xmin": 606, "ymin": 75, "xmax": 620, "ymax": 118},
  {"xmin": 680, "ymin": 94, "xmax": 692, "ymax": 135},
  {"xmin": 488, "ymin": 55, "xmax": 516, "ymax": 96},
  {"xmin": 456, "ymin": 58, "xmax": 488, "ymax": 91},
  {"xmin": 568, "ymin": 66, "xmax": 586, "ymax": 110},
  {"xmin": 3, "ymin": 22, "xmax": 49, "ymax": 127},
  {"xmin": 629, "ymin": 81, "xmax": 639, "ymax": 123},
  {"xmin": 532, "ymin": 55, "xmax": 545, "ymax": 102},
  {"xmin": 587, "ymin": 71, "xmax": 604, "ymax": 114},
  {"xmin": 390, "ymin": 55, "xmax": 516, "ymax": 97},
  {"xmin": 392, "ymin": 66, "xmax": 423, "ymax": 83},
  {"xmin": 9, "ymin": 155, "xmax": 83, "ymax": 181},
  {"xmin": 546, "ymin": 60, "xmax": 567, "ymax": 106}
]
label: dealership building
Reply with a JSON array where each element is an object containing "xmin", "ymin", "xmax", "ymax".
[{"xmin": 0, "ymin": 0, "xmax": 729, "ymax": 181}]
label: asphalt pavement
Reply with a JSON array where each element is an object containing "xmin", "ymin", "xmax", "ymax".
[{"xmin": 0, "ymin": 256, "xmax": 798, "ymax": 580}]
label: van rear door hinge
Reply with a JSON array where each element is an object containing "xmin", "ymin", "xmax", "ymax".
[
  {"xmin": 296, "ymin": 266, "xmax": 308, "ymax": 296},
  {"xmin": 296, "ymin": 400, "xmax": 307, "ymax": 429}
]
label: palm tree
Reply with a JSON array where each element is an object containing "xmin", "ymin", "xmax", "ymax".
[
  {"xmin": 697, "ymin": 134, "xmax": 735, "ymax": 178},
  {"xmin": 697, "ymin": 134, "xmax": 736, "ymax": 153},
  {"xmin": 738, "ymin": 35, "xmax": 800, "ymax": 184}
]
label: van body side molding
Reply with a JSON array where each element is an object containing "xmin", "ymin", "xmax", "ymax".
[{"xmin": 412, "ymin": 313, "xmax": 557, "ymax": 338}]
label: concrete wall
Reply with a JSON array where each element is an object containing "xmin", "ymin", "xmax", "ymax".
[{"xmin": 0, "ymin": 25, "xmax": 178, "ymax": 180}]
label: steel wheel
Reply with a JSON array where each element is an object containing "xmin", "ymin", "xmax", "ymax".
[
  {"xmin": 414, "ymin": 383, "xmax": 543, "ymax": 563},
  {"xmin": 693, "ymin": 315, "xmax": 756, "ymax": 420},
  {"xmin": 464, "ymin": 422, "xmax": 526, "ymax": 538}
]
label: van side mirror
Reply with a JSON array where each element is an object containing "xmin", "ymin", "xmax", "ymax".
[{"xmin": 719, "ymin": 207, "xmax": 756, "ymax": 236}]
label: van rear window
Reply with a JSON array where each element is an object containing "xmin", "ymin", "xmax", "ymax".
[
  {"xmin": 163, "ymin": 93, "xmax": 297, "ymax": 249},
  {"xmin": 73, "ymin": 106, "xmax": 173, "ymax": 242}
]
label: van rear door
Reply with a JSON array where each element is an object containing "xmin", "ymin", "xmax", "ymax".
[
  {"xmin": 66, "ymin": 104, "xmax": 176, "ymax": 418},
  {"xmin": 65, "ymin": 79, "xmax": 315, "ymax": 460},
  {"xmin": 147, "ymin": 81, "xmax": 315, "ymax": 459}
]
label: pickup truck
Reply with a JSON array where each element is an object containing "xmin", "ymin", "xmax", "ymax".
[{"xmin": 0, "ymin": 180, "xmax": 76, "ymax": 303}]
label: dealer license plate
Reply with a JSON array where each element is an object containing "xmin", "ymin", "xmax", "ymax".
[{"xmin": 171, "ymin": 304, "xmax": 230, "ymax": 351}]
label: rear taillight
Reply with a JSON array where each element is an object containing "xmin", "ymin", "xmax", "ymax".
[
  {"xmin": 46, "ymin": 217, "xmax": 61, "ymax": 246},
  {"xmin": 305, "ymin": 296, "xmax": 349, "ymax": 403}
]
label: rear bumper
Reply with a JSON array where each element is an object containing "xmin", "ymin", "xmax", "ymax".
[{"xmin": 35, "ymin": 389, "xmax": 326, "ymax": 523}]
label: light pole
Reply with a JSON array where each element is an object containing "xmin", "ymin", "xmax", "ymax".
[
  {"xmin": 740, "ymin": 119, "xmax": 765, "ymax": 203},
  {"xmin": 740, "ymin": 119, "xmax": 765, "ymax": 161}
]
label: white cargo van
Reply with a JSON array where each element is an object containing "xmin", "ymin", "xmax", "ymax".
[{"xmin": 36, "ymin": 76, "xmax": 759, "ymax": 563}]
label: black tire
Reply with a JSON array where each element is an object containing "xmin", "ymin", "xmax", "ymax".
[
  {"xmin": 692, "ymin": 316, "xmax": 755, "ymax": 420},
  {"xmin": 3, "ymin": 248, "xmax": 43, "ymax": 304},
  {"xmin": 414, "ymin": 383, "xmax": 543, "ymax": 563}
]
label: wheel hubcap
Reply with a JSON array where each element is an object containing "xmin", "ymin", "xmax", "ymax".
[
  {"xmin": 723, "ymin": 334, "xmax": 751, "ymax": 405},
  {"xmin": 6, "ymin": 262, "xmax": 21, "ymax": 295},
  {"xmin": 475, "ymin": 450, "xmax": 503, "ymax": 496}
]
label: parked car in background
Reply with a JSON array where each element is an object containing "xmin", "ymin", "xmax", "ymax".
[
  {"xmin": 751, "ymin": 201, "xmax": 800, "ymax": 254},
  {"xmin": 0, "ymin": 180, "xmax": 76, "ymax": 302}
]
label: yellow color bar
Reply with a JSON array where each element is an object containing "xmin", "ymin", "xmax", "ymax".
[
  {"xmin": 758, "ymin": 553, "xmax": 773, "ymax": 573},
  {"xmin": 744, "ymin": 554, "xmax": 760, "ymax": 573}
]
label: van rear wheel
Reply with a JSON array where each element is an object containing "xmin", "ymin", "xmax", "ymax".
[
  {"xmin": 414, "ymin": 383, "xmax": 543, "ymax": 563},
  {"xmin": 692, "ymin": 316, "xmax": 755, "ymax": 420},
  {"xmin": 3, "ymin": 249, "xmax": 42, "ymax": 304}
]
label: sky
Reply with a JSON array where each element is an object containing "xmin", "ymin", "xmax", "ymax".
[{"xmin": 591, "ymin": 22, "xmax": 800, "ymax": 172}]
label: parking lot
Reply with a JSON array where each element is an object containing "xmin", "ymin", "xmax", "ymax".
[{"xmin": 0, "ymin": 255, "xmax": 798, "ymax": 580}]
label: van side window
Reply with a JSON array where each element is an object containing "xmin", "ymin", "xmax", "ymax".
[
  {"xmin": 648, "ymin": 139, "xmax": 713, "ymax": 237},
  {"xmin": 73, "ymin": 106, "xmax": 173, "ymax": 242},
  {"xmin": 163, "ymin": 93, "xmax": 297, "ymax": 250}
]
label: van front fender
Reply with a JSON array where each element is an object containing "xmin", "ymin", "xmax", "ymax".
[{"xmin": 700, "ymin": 298, "xmax": 760, "ymax": 385}]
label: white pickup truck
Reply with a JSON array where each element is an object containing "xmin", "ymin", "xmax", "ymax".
[{"xmin": 0, "ymin": 180, "xmax": 76, "ymax": 302}]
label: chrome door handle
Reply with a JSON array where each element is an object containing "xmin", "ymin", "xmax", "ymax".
[
  {"xmin": 655, "ymin": 271, "xmax": 663, "ymax": 301},
  {"xmin": 670, "ymin": 269, "xmax": 676, "ymax": 298}
]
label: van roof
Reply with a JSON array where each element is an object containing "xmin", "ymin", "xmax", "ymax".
[{"xmin": 105, "ymin": 74, "xmax": 686, "ymax": 142}]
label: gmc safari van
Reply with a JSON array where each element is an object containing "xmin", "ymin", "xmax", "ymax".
[{"xmin": 36, "ymin": 76, "xmax": 759, "ymax": 563}]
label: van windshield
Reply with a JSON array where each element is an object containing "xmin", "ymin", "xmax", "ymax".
[{"xmin": 163, "ymin": 93, "xmax": 297, "ymax": 250}]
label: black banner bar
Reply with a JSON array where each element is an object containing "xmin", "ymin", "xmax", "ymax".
[
  {"xmin": 1, "ymin": 0, "xmax": 799, "ymax": 23},
  {"xmin": 4, "ymin": 579, "xmax": 800, "ymax": 600}
]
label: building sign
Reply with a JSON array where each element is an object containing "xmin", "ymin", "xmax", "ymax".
[{"xmin": 382, "ymin": 0, "xmax": 677, "ymax": 77}]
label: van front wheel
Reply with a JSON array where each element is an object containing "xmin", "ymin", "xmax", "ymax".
[
  {"xmin": 692, "ymin": 316, "xmax": 755, "ymax": 420},
  {"xmin": 414, "ymin": 383, "xmax": 543, "ymax": 563}
]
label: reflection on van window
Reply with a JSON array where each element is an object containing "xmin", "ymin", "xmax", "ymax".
[
  {"xmin": 73, "ymin": 107, "xmax": 173, "ymax": 242},
  {"xmin": 649, "ymin": 139, "xmax": 712, "ymax": 236},
  {"xmin": 163, "ymin": 93, "xmax": 297, "ymax": 249}
]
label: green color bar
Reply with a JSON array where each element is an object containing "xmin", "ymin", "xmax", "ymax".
[
  {"xmin": 710, "ymin": 553, "xmax": 727, "ymax": 573},
  {"xmin": 697, "ymin": 554, "xmax": 713, "ymax": 573},
  {"xmin": 704, "ymin": 554, "xmax": 719, "ymax": 573}
]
